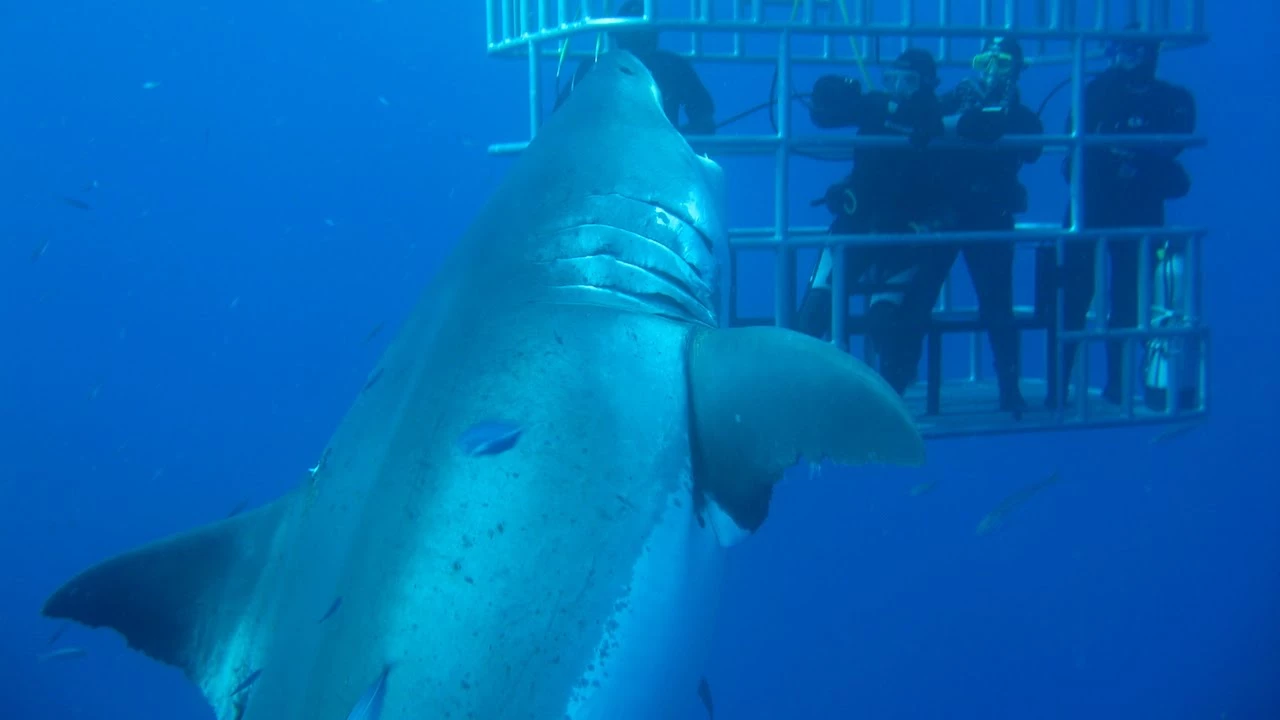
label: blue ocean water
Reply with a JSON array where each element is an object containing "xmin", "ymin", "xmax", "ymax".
[{"xmin": 2, "ymin": 1, "xmax": 1277, "ymax": 718}]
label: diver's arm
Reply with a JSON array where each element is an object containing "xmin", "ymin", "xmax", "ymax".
[
  {"xmin": 1137, "ymin": 84, "xmax": 1197, "ymax": 160},
  {"xmin": 1123, "ymin": 85, "xmax": 1197, "ymax": 197},
  {"xmin": 676, "ymin": 60, "xmax": 718, "ymax": 135},
  {"xmin": 937, "ymin": 82, "xmax": 979, "ymax": 138},
  {"xmin": 937, "ymin": 83, "xmax": 972, "ymax": 139},
  {"xmin": 895, "ymin": 94, "xmax": 944, "ymax": 148},
  {"xmin": 943, "ymin": 90, "xmax": 1009, "ymax": 143},
  {"xmin": 1127, "ymin": 149, "xmax": 1191, "ymax": 200},
  {"xmin": 1147, "ymin": 161, "xmax": 1191, "ymax": 200},
  {"xmin": 948, "ymin": 105, "xmax": 1010, "ymax": 143},
  {"xmin": 1172, "ymin": 85, "xmax": 1197, "ymax": 134},
  {"xmin": 937, "ymin": 86, "xmax": 966, "ymax": 116}
]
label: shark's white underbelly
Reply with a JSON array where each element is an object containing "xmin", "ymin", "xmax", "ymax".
[{"xmin": 564, "ymin": 472, "xmax": 725, "ymax": 720}]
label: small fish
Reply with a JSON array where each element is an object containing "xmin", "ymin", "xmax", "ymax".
[
  {"xmin": 30, "ymin": 237, "xmax": 51, "ymax": 262},
  {"xmin": 141, "ymin": 80, "xmax": 161, "ymax": 90},
  {"xmin": 1150, "ymin": 422, "xmax": 1201, "ymax": 446},
  {"xmin": 363, "ymin": 368, "xmax": 385, "ymax": 391},
  {"xmin": 976, "ymin": 471, "xmax": 1061, "ymax": 537},
  {"xmin": 46, "ymin": 622, "xmax": 70, "ymax": 645},
  {"xmin": 82, "ymin": 180, "xmax": 99, "ymax": 192},
  {"xmin": 458, "ymin": 420, "xmax": 523, "ymax": 457},
  {"xmin": 346, "ymin": 663, "xmax": 393, "ymax": 720},
  {"xmin": 60, "ymin": 195, "xmax": 91, "ymax": 211},
  {"xmin": 909, "ymin": 479, "xmax": 938, "ymax": 497},
  {"xmin": 38, "ymin": 647, "xmax": 87, "ymax": 663},
  {"xmin": 377, "ymin": 96, "xmax": 389, "ymax": 106},
  {"xmin": 323, "ymin": 217, "xmax": 336, "ymax": 227},
  {"xmin": 231, "ymin": 668, "xmax": 262, "ymax": 696},
  {"xmin": 697, "ymin": 676, "xmax": 715, "ymax": 719},
  {"xmin": 317, "ymin": 596, "xmax": 343, "ymax": 624},
  {"xmin": 225, "ymin": 499, "xmax": 249, "ymax": 518},
  {"xmin": 362, "ymin": 322, "xmax": 385, "ymax": 344}
]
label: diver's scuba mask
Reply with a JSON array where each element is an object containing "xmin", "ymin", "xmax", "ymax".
[
  {"xmin": 883, "ymin": 68, "xmax": 921, "ymax": 99},
  {"xmin": 1108, "ymin": 41, "xmax": 1150, "ymax": 71},
  {"xmin": 971, "ymin": 49, "xmax": 1016, "ymax": 77}
]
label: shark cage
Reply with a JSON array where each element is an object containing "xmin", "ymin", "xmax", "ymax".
[{"xmin": 481, "ymin": 0, "xmax": 1210, "ymax": 441}]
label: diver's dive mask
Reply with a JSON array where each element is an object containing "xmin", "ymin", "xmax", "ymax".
[
  {"xmin": 883, "ymin": 68, "xmax": 921, "ymax": 98},
  {"xmin": 972, "ymin": 49, "xmax": 1016, "ymax": 77},
  {"xmin": 1108, "ymin": 41, "xmax": 1150, "ymax": 71}
]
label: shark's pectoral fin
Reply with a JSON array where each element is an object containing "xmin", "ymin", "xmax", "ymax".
[
  {"xmin": 687, "ymin": 326, "xmax": 926, "ymax": 543},
  {"xmin": 41, "ymin": 493, "xmax": 296, "ymax": 697}
]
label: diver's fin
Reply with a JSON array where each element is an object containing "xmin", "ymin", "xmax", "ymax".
[
  {"xmin": 686, "ymin": 326, "xmax": 925, "ymax": 543},
  {"xmin": 41, "ymin": 493, "xmax": 297, "ymax": 691}
]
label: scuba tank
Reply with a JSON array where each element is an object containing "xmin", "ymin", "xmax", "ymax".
[{"xmin": 1142, "ymin": 242, "xmax": 1198, "ymax": 411}]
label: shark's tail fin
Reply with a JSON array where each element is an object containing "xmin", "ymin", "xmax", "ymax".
[
  {"xmin": 686, "ymin": 325, "xmax": 925, "ymax": 543},
  {"xmin": 42, "ymin": 493, "xmax": 297, "ymax": 704}
]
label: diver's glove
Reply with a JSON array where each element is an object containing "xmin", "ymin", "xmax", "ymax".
[
  {"xmin": 891, "ymin": 97, "xmax": 942, "ymax": 149},
  {"xmin": 1116, "ymin": 150, "xmax": 1192, "ymax": 199},
  {"xmin": 810, "ymin": 177, "xmax": 857, "ymax": 216},
  {"xmin": 952, "ymin": 79, "xmax": 986, "ymax": 111},
  {"xmin": 955, "ymin": 106, "xmax": 1008, "ymax": 143}
]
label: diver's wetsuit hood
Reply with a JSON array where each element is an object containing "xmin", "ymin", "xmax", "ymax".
[
  {"xmin": 1108, "ymin": 23, "xmax": 1161, "ymax": 87},
  {"xmin": 612, "ymin": 0, "xmax": 660, "ymax": 54}
]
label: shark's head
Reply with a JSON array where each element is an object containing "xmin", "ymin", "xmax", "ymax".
[{"xmin": 496, "ymin": 51, "xmax": 726, "ymax": 327}]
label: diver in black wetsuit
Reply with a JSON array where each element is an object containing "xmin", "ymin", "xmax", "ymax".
[
  {"xmin": 1039, "ymin": 26, "xmax": 1196, "ymax": 408},
  {"xmin": 553, "ymin": 1, "xmax": 717, "ymax": 135},
  {"xmin": 794, "ymin": 49, "xmax": 948, "ymax": 394},
  {"xmin": 918, "ymin": 36, "xmax": 1044, "ymax": 417}
]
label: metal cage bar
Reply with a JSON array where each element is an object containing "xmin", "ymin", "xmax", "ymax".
[{"xmin": 773, "ymin": 28, "xmax": 797, "ymax": 331}]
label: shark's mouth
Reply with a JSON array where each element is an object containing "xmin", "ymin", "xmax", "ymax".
[{"xmin": 537, "ymin": 193, "xmax": 720, "ymax": 326}]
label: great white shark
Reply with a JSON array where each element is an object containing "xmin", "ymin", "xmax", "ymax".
[{"xmin": 42, "ymin": 51, "xmax": 925, "ymax": 719}]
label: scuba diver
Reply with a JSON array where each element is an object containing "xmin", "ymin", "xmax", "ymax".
[
  {"xmin": 553, "ymin": 0, "xmax": 717, "ymax": 135},
  {"xmin": 1039, "ymin": 24, "xmax": 1196, "ymax": 409},
  {"xmin": 794, "ymin": 48, "xmax": 947, "ymax": 395},
  {"xmin": 917, "ymin": 36, "xmax": 1044, "ymax": 417}
]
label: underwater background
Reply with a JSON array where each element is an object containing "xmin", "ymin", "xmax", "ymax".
[{"xmin": 2, "ymin": 1, "xmax": 1277, "ymax": 718}]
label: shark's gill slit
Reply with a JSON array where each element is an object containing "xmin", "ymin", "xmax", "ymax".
[
  {"xmin": 550, "ymin": 223, "xmax": 694, "ymax": 278},
  {"xmin": 585, "ymin": 193, "xmax": 717, "ymax": 261},
  {"xmin": 557, "ymin": 284, "xmax": 705, "ymax": 324},
  {"xmin": 554, "ymin": 253, "xmax": 706, "ymax": 305}
]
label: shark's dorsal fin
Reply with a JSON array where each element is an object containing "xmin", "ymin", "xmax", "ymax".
[
  {"xmin": 686, "ymin": 326, "xmax": 926, "ymax": 542},
  {"xmin": 42, "ymin": 494, "xmax": 296, "ymax": 695}
]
